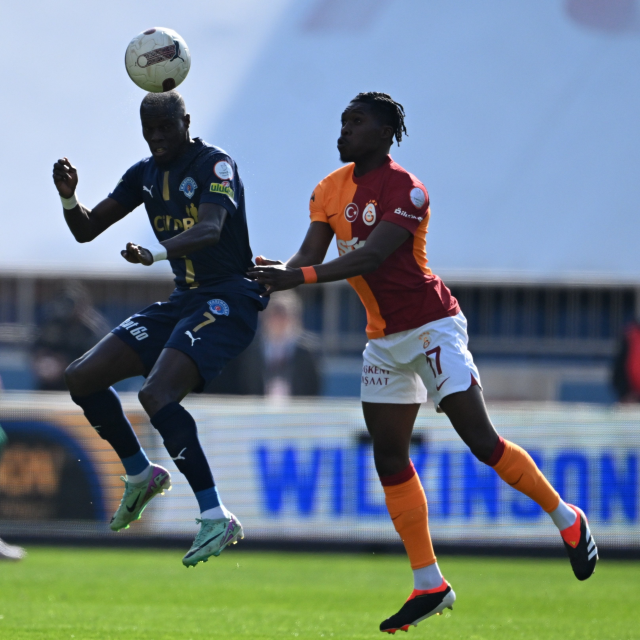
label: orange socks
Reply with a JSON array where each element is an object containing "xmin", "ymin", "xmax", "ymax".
[
  {"xmin": 381, "ymin": 438, "xmax": 560, "ymax": 570},
  {"xmin": 381, "ymin": 462, "xmax": 436, "ymax": 570},
  {"xmin": 487, "ymin": 437, "xmax": 560, "ymax": 513}
]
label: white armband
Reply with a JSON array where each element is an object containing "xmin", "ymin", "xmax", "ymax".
[
  {"xmin": 60, "ymin": 193, "xmax": 79, "ymax": 210},
  {"xmin": 147, "ymin": 242, "xmax": 168, "ymax": 263}
]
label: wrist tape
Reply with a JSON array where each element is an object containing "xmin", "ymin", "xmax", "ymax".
[
  {"xmin": 60, "ymin": 193, "xmax": 79, "ymax": 210},
  {"xmin": 301, "ymin": 266, "xmax": 318, "ymax": 284},
  {"xmin": 147, "ymin": 242, "xmax": 168, "ymax": 263}
]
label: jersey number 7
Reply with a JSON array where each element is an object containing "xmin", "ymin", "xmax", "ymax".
[{"xmin": 425, "ymin": 346, "xmax": 442, "ymax": 377}]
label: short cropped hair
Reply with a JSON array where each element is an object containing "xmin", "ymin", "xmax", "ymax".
[{"xmin": 140, "ymin": 91, "xmax": 186, "ymax": 118}]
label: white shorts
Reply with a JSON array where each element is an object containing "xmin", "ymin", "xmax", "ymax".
[{"xmin": 360, "ymin": 312, "xmax": 481, "ymax": 408}]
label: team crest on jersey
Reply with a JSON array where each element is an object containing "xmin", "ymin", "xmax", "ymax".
[
  {"xmin": 214, "ymin": 161, "xmax": 234, "ymax": 181},
  {"xmin": 208, "ymin": 299, "xmax": 230, "ymax": 316},
  {"xmin": 363, "ymin": 201, "xmax": 377, "ymax": 226},
  {"xmin": 179, "ymin": 177, "xmax": 197, "ymax": 199},
  {"xmin": 344, "ymin": 203, "xmax": 359, "ymax": 222},
  {"xmin": 410, "ymin": 187, "xmax": 426, "ymax": 208},
  {"xmin": 419, "ymin": 331, "xmax": 431, "ymax": 349}
]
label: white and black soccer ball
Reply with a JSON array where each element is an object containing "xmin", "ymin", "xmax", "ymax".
[{"xmin": 125, "ymin": 27, "xmax": 191, "ymax": 93}]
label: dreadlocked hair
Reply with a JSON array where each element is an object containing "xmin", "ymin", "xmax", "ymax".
[{"xmin": 352, "ymin": 92, "xmax": 408, "ymax": 145}]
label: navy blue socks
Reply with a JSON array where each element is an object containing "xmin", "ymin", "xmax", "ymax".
[
  {"xmin": 150, "ymin": 402, "xmax": 215, "ymax": 494},
  {"xmin": 74, "ymin": 391, "xmax": 224, "ymax": 514},
  {"xmin": 71, "ymin": 388, "xmax": 150, "ymax": 476}
]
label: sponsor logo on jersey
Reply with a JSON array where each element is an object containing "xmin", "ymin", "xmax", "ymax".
[
  {"xmin": 419, "ymin": 331, "xmax": 431, "ymax": 349},
  {"xmin": 363, "ymin": 201, "xmax": 377, "ymax": 226},
  {"xmin": 179, "ymin": 177, "xmax": 198, "ymax": 199},
  {"xmin": 310, "ymin": 191, "xmax": 316, "ymax": 202},
  {"xmin": 344, "ymin": 202, "xmax": 359, "ymax": 222},
  {"xmin": 208, "ymin": 299, "xmax": 230, "ymax": 316},
  {"xmin": 154, "ymin": 214, "xmax": 195, "ymax": 233},
  {"xmin": 337, "ymin": 237, "xmax": 366, "ymax": 256},
  {"xmin": 214, "ymin": 160, "xmax": 234, "ymax": 181},
  {"xmin": 394, "ymin": 207, "xmax": 423, "ymax": 222},
  {"xmin": 210, "ymin": 183, "xmax": 235, "ymax": 199},
  {"xmin": 410, "ymin": 187, "xmax": 426, "ymax": 208}
]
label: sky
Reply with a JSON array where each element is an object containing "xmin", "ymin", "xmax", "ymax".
[{"xmin": 2, "ymin": 0, "xmax": 639, "ymax": 281}]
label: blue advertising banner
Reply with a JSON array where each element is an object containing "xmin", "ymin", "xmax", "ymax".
[
  {"xmin": 0, "ymin": 394, "xmax": 638, "ymax": 550},
  {"xmin": 153, "ymin": 399, "xmax": 640, "ymax": 550}
]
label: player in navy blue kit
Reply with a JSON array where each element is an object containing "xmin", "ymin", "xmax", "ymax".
[{"xmin": 52, "ymin": 91, "xmax": 265, "ymax": 566}]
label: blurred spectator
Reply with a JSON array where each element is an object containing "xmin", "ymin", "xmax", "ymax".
[
  {"xmin": 612, "ymin": 319, "xmax": 640, "ymax": 402},
  {"xmin": 31, "ymin": 282, "xmax": 109, "ymax": 391},
  {"xmin": 206, "ymin": 291, "xmax": 321, "ymax": 397}
]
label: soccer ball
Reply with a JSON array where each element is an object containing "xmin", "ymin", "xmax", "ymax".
[{"xmin": 125, "ymin": 27, "xmax": 191, "ymax": 93}]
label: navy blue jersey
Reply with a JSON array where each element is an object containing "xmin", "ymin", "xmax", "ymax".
[{"xmin": 109, "ymin": 138, "xmax": 262, "ymax": 300}]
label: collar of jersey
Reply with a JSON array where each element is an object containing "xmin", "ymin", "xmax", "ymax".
[
  {"xmin": 151, "ymin": 137, "xmax": 206, "ymax": 172},
  {"xmin": 351, "ymin": 155, "xmax": 392, "ymax": 186}
]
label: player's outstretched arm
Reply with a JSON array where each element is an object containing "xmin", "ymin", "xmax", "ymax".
[
  {"xmin": 53, "ymin": 158, "xmax": 129, "ymax": 243},
  {"xmin": 285, "ymin": 221, "xmax": 335, "ymax": 268},
  {"xmin": 120, "ymin": 202, "xmax": 228, "ymax": 266},
  {"xmin": 247, "ymin": 221, "xmax": 410, "ymax": 293},
  {"xmin": 254, "ymin": 221, "xmax": 335, "ymax": 270}
]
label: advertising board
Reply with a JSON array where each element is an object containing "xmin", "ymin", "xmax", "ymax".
[{"xmin": 0, "ymin": 394, "xmax": 637, "ymax": 550}]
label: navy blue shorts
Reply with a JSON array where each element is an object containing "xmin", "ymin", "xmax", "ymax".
[{"xmin": 112, "ymin": 287, "xmax": 263, "ymax": 391}]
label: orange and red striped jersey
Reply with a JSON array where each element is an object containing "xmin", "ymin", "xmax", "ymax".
[{"xmin": 309, "ymin": 156, "xmax": 459, "ymax": 339}]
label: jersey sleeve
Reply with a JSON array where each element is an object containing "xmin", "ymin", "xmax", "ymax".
[
  {"xmin": 309, "ymin": 180, "xmax": 328, "ymax": 223},
  {"xmin": 108, "ymin": 162, "xmax": 144, "ymax": 213},
  {"xmin": 198, "ymin": 154, "xmax": 239, "ymax": 215},
  {"xmin": 380, "ymin": 175, "xmax": 430, "ymax": 235}
]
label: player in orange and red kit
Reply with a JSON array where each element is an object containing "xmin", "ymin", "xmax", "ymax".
[{"xmin": 248, "ymin": 92, "xmax": 598, "ymax": 634}]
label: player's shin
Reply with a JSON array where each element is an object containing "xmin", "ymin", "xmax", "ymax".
[
  {"xmin": 72, "ymin": 387, "xmax": 151, "ymax": 478},
  {"xmin": 380, "ymin": 462, "xmax": 443, "ymax": 590},
  {"xmin": 482, "ymin": 436, "xmax": 597, "ymax": 579},
  {"xmin": 150, "ymin": 402, "xmax": 226, "ymax": 514},
  {"xmin": 482, "ymin": 437, "xmax": 575, "ymax": 526},
  {"xmin": 151, "ymin": 403, "xmax": 242, "ymax": 565}
]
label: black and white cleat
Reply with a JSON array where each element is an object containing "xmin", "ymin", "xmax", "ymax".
[
  {"xmin": 380, "ymin": 580, "xmax": 455, "ymax": 634},
  {"xmin": 561, "ymin": 505, "xmax": 598, "ymax": 581}
]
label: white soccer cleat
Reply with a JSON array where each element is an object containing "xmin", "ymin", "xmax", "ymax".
[
  {"xmin": 182, "ymin": 513, "xmax": 244, "ymax": 567},
  {"xmin": 0, "ymin": 538, "xmax": 26, "ymax": 561}
]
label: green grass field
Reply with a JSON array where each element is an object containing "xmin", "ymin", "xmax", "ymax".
[{"xmin": 0, "ymin": 547, "xmax": 638, "ymax": 639}]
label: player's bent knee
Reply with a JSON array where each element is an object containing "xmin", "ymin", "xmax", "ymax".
[
  {"xmin": 64, "ymin": 359, "xmax": 87, "ymax": 396},
  {"xmin": 373, "ymin": 450, "xmax": 410, "ymax": 478},
  {"xmin": 138, "ymin": 383, "xmax": 174, "ymax": 419},
  {"xmin": 467, "ymin": 433, "xmax": 500, "ymax": 464},
  {"xmin": 137, "ymin": 385, "xmax": 155, "ymax": 415}
]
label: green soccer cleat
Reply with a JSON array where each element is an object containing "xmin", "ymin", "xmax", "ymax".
[
  {"xmin": 110, "ymin": 464, "xmax": 171, "ymax": 532},
  {"xmin": 182, "ymin": 514, "xmax": 244, "ymax": 567}
]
